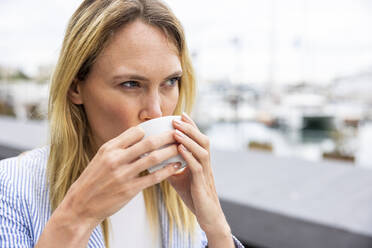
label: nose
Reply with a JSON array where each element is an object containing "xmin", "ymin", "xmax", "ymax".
[{"xmin": 139, "ymin": 92, "xmax": 162, "ymax": 121}]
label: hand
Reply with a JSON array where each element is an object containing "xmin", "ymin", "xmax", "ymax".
[
  {"xmin": 60, "ymin": 126, "xmax": 182, "ymax": 229},
  {"xmin": 167, "ymin": 113, "xmax": 231, "ymax": 235}
]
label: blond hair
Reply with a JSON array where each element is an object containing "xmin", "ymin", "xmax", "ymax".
[{"xmin": 47, "ymin": 0, "xmax": 197, "ymax": 246}]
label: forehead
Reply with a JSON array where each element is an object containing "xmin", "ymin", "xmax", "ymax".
[{"xmin": 94, "ymin": 20, "xmax": 181, "ymax": 74}]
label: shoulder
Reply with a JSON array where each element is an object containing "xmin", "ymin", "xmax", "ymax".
[
  {"xmin": 0, "ymin": 146, "xmax": 49, "ymax": 173},
  {"xmin": 0, "ymin": 147, "xmax": 50, "ymax": 246},
  {"xmin": 0, "ymin": 146, "xmax": 49, "ymax": 199}
]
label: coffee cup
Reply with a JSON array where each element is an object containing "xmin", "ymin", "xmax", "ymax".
[{"xmin": 137, "ymin": 115, "xmax": 187, "ymax": 173}]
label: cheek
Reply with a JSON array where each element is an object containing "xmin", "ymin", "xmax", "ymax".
[
  {"xmin": 163, "ymin": 89, "xmax": 179, "ymax": 114},
  {"xmin": 84, "ymin": 91, "xmax": 139, "ymax": 142},
  {"xmin": 100, "ymin": 97, "xmax": 138, "ymax": 129}
]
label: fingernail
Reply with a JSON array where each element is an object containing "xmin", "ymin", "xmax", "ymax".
[
  {"xmin": 180, "ymin": 144, "xmax": 187, "ymax": 151},
  {"xmin": 173, "ymin": 119, "xmax": 182, "ymax": 125},
  {"xmin": 175, "ymin": 129, "xmax": 185, "ymax": 137},
  {"xmin": 182, "ymin": 112, "xmax": 192, "ymax": 121},
  {"xmin": 173, "ymin": 162, "xmax": 181, "ymax": 169}
]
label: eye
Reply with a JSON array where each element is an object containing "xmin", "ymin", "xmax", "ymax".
[
  {"xmin": 120, "ymin": 81, "xmax": 140, "ymax": 89},
  {"xmin": 164, "ymin": 77, "xmax": 181, "ymax": 87}
]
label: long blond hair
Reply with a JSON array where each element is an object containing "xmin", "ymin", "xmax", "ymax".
[{"xmin": 47, "ymin": 0, "xmax": 197, "ymax": 246}]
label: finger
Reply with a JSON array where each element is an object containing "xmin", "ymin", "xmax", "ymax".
[
  {"xmin": 181, "ymin": 112, "xmax": 199, "ymax": 130},
  {"xmin": 173, "ymin": 129, "xmax": 209, "ymax": 165},
  {"xmin": 103, "ymin": 126, "xmax": 145, "ymax": 150},
  {"xmin": 127, "ymin": 144, "xmax": 179, "ymax": 175},
  {"xmin": 133, "ymin": 163, "xmax": 180, "ymax": 190},
  {"xmin": 175, "ymin": 131, "xmax": 214, "ymax": 187},
  {"xmin": 123, "ymin": 130, "xmax": 176, "ymax": 162},
  {"xmin": 177, "ymin": 144, "xmax": 205, "ymax": 182},
  {"xmin": 173, "ymin": 119, "xmax": 210, "ymax": 150}
]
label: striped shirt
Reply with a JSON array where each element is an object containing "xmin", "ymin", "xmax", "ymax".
[{"xmin": 0, "ymin": 146, "xmax": 244, "ymax": 247}]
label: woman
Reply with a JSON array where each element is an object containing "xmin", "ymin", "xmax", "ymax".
[{"xmin": 0, "ymin": 0, "xmax": 244, "ymax": 247}]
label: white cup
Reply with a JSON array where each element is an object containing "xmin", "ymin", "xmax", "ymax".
[{"xmin": 137, "ymin": 115, "xmax": 187, "ymax": 173}]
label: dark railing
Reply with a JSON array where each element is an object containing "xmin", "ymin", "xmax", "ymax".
[
  {"xmin": 0, "ymin": 143, "xmax": 22, "ymax": 160},
  {"xmin": 211, "ymin": 149, "xmax": 372, "ymax": 248}
]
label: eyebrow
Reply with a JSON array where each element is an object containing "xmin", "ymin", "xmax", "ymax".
[{"xmin": 112, "ymin": 71, "xmax": 183, "ymax": 83}]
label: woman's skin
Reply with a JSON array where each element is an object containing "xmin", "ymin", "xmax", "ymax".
[{"xmin": 35, "ymin": 20, "xmax": 233, "ymax": 247}]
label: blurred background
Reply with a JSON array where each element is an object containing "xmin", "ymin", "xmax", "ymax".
[{"xmin": 1, "ymin": 0, "xmax": 372, "ymax": 247}]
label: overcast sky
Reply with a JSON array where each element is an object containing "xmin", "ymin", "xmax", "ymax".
[{"xmin": 0, "ymin": 0, "xmax": 371, "ymax": 85}]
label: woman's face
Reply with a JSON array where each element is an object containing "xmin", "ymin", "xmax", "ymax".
[{"xmin": 70, "ymin": 20, "xmax": 182, "ymax": 149}]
